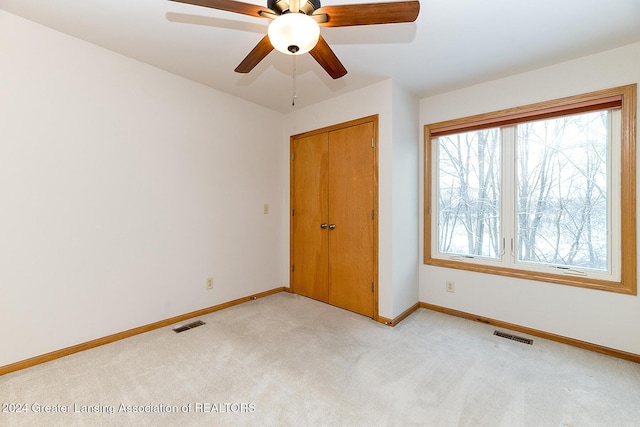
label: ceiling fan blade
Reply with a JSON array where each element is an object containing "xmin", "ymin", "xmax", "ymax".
[
  {"xmin": 315, "ymin": 1, "xmax": 420, "ymax": 27},
  {"xmin": 309, "ymin": 35, "xmax": 347, "ymax": 79},
  {"xmin": 169, "ymin": 0, "xmax": 270, "ymax": 18},
  {"xmin": 235, "ymin": 35, "xmax": 274, "ymax": 73}
]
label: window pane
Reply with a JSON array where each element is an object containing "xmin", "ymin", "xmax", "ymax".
[
  {"xmin": 437, "ymin": 128, "xmax": 501, "ymax": 258},
  {"xmin": 516, "ymin": 111, "xmax": 609, "ymax": 271}
]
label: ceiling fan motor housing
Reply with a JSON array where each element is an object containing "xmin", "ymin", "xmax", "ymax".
[{"xmin": 267, "ymin": 0, "xmax": 321, "ymax": 15}]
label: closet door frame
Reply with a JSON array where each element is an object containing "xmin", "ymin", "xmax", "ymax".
[{"xmin": 289, "ymin": 115, "xmax": 379, "ymax": 320}]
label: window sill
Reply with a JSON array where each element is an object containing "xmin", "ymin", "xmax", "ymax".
[{"xmin": 424, "ymin": 256, "xmax": 637, "ymax": 295}]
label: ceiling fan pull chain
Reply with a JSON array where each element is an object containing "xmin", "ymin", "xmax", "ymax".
[{"xmin": 292, "ymin": 54, "xmax": 298, "ymax": 107}]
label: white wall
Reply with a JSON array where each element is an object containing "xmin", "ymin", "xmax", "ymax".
[
  {"xmin": 391, "ymin": 82, "xmax": 420, "ymax": 315},
  {"xmin": 419, "ymin": 42, "xmax": 640, "ymax": 354},
  {"xmin": 0, "ymin": 11, "xmax": 287, "ymax": 367}
]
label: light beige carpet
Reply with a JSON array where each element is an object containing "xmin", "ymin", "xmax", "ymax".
[{"xmin": 1, "ymin": 292, "xmax": 639, "ymax": 426}]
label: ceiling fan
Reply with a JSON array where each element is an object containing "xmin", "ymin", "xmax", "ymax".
[{"xmin": 170, "ymin": 0, "xmax": 420, "ymax": 79}]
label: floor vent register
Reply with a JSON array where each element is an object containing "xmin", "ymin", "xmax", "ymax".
[
  {"xmin": 173, "ymin": 320, "xmax": 206, "ymax": 333},
  {"xmin": 493, "ymin": 330, "xmax": 533, "ymax": 345}
]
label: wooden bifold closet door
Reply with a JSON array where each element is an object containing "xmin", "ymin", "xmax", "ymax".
[{"xmin": 290, "ymin": 116, "xmax": 378, "ymax": 318}]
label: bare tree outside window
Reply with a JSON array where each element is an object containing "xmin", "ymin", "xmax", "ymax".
[
  {"xmin": 437, "ymin": 128, "xmax": 500, "ymax": 258},
  {"xmin": 436, "ymin": 111, "xmax": 609, "ymax": 271},
  {"xmin": 516, "ymin": 111, "xmax": 609, "ymax": 271}
]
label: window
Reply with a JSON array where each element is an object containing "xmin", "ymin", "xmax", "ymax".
[{"xmin": 424, "ymin": 85, "xmax": 637, "ymax": 294}]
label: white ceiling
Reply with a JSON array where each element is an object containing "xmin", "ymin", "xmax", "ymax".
[{"xmin": 2, "ymin": 0, "xmax": 640, "ymax": 113}]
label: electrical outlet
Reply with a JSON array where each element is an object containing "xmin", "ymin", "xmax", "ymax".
[
  {"xmin": 446, "ymin": 280, "xmax": 455, "ymax": 293},
  {"xmin": 206, "ymin": 277, "xmax": 214, "ymax": 290}
]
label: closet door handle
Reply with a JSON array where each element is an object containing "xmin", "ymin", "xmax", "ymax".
[
  {"xmin": 328, "ymin": 224, "xmax": 336, "ymax": 230},
  {"xmin": 320, "ymin": 223, "xmax": 328, "ymax": 229}
]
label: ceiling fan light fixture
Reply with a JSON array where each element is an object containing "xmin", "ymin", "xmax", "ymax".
[{"xmin": 268, "ymin": 13, "xmax": 320, "ymax": 55}]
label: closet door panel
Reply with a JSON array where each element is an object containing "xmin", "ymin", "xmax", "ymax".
[
  {"xmin": 291, "ymin": 133, "xmax": 329, "ymax": 302},
  {"xmin": 327, "ymin": 122, "xmax": 375, "ymax": 317}
]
